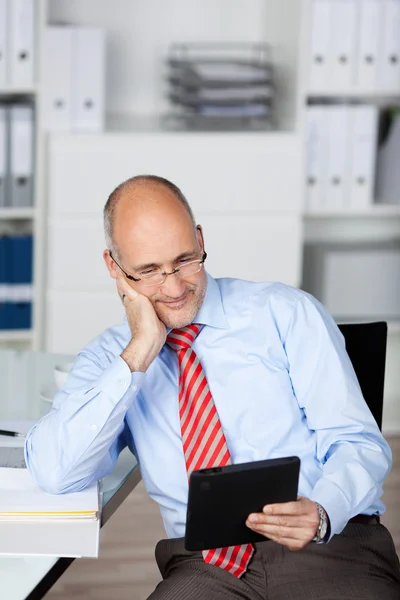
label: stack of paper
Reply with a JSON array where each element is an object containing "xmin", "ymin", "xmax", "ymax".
[{"xmin": 0, "ymin": 468, "xmax": 100, "ymax": 557}]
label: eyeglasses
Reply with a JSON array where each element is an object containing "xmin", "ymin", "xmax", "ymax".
[{"xmin": 109, "ymin": 251, "xmax": 207, "ymax": 287}]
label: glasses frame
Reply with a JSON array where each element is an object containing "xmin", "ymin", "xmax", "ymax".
[{"xmin": 109, "ymin": 250, "xmax": 207, "ymax": 287}]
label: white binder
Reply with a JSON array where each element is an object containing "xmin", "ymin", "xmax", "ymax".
[
  {"xmin": 308, "ymin": 0, "xmax": 331, "ymax": 92},
  {"xmin": 325, "ymin": 105, "xmax": 350, "ymax": 210},
  {"xmin": 0, "ymin": 106, "xmax": 6, "ymax": 207},
  {"xmin": 0, "ymin": 0, "xmax": 7, "ymax": 86},
  {"xmin": 329, "ymin": 0, "xmax": 358, "ymax": 91},
  {"xmin": 10, "ymin": 105, "xmax": 34, "ymax": 208},
  {"xmin": 305, "ymin": 106, "xmax": 327, "ymax": 211},
  {"xmin": 348, "ymin": 105, "xmax": 378, "ymax": 210},
  {"xmin": 355, "ymin": 0, "xmax": 382, "ymax": 91},
  {"xmin": 42, "ymin": 27, "xmax": 73, "ymax": 131},
  {"xmin": 378, "ymin": 0, "xmax": 400, "ymax": 92},
  {"xmin": 8, "ymin": 0, "xmax": 35, "ymax": 85},
  {"xmin": 71, "ymin": 28, "xmax": 105, "ymax": 132},
  {"xmin": 376, "ymin": 111, "xmax": 400, "ymax": 205}
]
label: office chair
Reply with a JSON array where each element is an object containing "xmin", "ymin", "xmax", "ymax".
[{"xmin": 338, "ymin": 322, "xmax": 387, "ymax": 431}]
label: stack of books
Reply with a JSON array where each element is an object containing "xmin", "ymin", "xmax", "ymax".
[
  {"xmin": 0, "ymin": 466, "xmax": 100, "ymax": 557},
  {"xmin": 166, "ymin": 44, "xmax": 273, "ymax": 130}
]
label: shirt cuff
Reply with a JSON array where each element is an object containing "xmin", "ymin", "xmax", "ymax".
[
  {"xmin": 310, "ymin": 477, "xmax": 350, "ymax": 542},
  {"xmin": 97, "ymin": 356, "xmax": 146, "ymax": 408}
]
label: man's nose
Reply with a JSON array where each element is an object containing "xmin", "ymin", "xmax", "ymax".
[{"xmin": 160, "ymin": 272, "xmax": 187, "ymax": 297}]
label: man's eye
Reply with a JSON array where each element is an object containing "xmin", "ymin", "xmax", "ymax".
[{"xmin": 141, "ymin": 269, "xmax": 157, "ymax": 276}]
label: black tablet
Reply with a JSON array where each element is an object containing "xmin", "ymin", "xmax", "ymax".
[{"xmin": 185, "ymin": 456, "xmax": 300, "ymax": 551}]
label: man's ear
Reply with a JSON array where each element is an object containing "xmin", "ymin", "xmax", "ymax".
[
  {"xmin": 196, "ymin": 225, "xmax": 205, "ymax": 253},
  {"xmin": 103, "ymin": 249, "xmax": 118, "ymax": 280}
]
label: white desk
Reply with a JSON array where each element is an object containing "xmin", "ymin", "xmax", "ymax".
[{"xmin": 0, "ymin": 350, "xmax": 142, "ymax": 600}]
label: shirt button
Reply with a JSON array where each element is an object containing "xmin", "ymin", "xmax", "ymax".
[
  {"xmin": 132, "ymin": 384, "xmax": 138, "ymax": 392},
  {"xmin": 90, "ymin": 424, "xmax": 98, "ymax": 431},
  {"xmin": 223, "ymin": 429, "xmax": 228, "ymax": 436},
  {"xmin": 119, "ymin": 380, "xmax": 128, "ymax": 388}
]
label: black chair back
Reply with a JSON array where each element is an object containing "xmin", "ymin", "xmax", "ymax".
[{"xmin": 338, "ymin": 322, "xmax": 387, "ymax": 431}]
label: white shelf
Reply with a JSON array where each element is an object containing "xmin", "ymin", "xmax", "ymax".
[
  {"xmin": 0, "ymin": 330, "xmax": 33, "ymax": 342},
  {"xmin": 307, "ymin": 90, "xmax": 400, "ymax": 101},
  {"xmin": 304, "ymin": 205, "xmax": 400, "ymax": 219},
  {"xmin": 0, "ymin": 86, "xmax": 37, "ymax": 96},
  {"xmin": 0, "ymin": 208, "xmax": 35, "ymax": 220}
]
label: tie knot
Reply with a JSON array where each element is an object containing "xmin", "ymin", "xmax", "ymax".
[{"xmin": 166, "ymin": 324, "xmax": 202, "ymax": 351}]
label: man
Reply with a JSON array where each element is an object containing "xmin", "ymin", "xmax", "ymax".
[{"xmin": 26, "ymin": 175, "xmax": 400, "ymax": 599}]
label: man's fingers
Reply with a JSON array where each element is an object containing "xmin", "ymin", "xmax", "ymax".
[
  {"xmin": 116, "ymin": 270, "xmax": 138, "ymax": 302},
  {"xmin": 262, "ymin": 501, "xmax": 304, "ymax": 516},
  {"xmin": 250, "ymin": 514, "xmax": 298, "ymax": 528},
  {"xmin": 247, "ymin": 522, "xmax": 311, "ymax": 539},
  {"xmin": 247, "ymin": 513, "xmax": 308, "ymax": 529}
]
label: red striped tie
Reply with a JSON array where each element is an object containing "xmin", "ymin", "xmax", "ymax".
[{"xmin": 167, "ymin": 324, "xmax": 253, "ymax": 578}]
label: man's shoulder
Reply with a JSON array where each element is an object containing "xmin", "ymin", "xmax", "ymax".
[{"xmin": 215, "ymin": 276, "xmax": 307, "ymax": 312}]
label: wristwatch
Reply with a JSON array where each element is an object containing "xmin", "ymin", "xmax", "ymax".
[{"xmin": 314, "ymin": 503, "xmax": 329, "ymax": 543}]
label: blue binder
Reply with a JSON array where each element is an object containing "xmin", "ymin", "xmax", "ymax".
[
  {"xmin": 9, "ymin": 236, "xmax": 33, "ymax": 330},
  {"xmin": 0, "ymin": 237, "xmax": 8, "ymax": 329}
]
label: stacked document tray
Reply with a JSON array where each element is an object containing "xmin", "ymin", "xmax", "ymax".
[{"xmin": 166, "ymin": 44, "xmax": 273, "ymax": 130}]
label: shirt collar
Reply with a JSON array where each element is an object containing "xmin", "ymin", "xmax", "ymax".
[{"xmin": 193, "ymin": 272, "xmax": 229, "ymax": 330}]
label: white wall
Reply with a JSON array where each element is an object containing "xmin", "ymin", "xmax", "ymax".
[
  {"xmin": 45, "ymin": 131, "xmax": 303, "ymax": 353},
  {"xmin": 48, "ymin": 0, "xmax": 269, "ymax": 116}
]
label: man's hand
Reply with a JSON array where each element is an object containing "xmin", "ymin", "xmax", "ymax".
[
  {"xmin": 246, "ymin": 496, "xmax": 320, "ymax": 551},
  {"xmin": 116, "ymin": 271, "xmax": 167, "ymax": 373}
]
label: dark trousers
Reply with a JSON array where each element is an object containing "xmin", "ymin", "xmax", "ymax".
[{"xmin": 148, "ymin": 522, "xmax": 400, "ymax": 599}]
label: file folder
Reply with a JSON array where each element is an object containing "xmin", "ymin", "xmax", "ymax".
[
  {"xmin": 0, "ymin": 236, "xmax": 8, "ymax": 329},
  {"xmin": 309, "ymin": 0, "xmax": 331, "ymax": 91},
  {"xmin": 378, "ymin": 0, "xmax": 400, "ymax": 92},
  {"xmin": 0, "ymin": 0, "xmax": 7, "ymax": 86},
  {"xmin": 355, "ymin": 0, "xmax": 382, "ymax": 91},
  {"xmin": 10, "ymin": 104, "xmax": 34, "ymax": 208},
  {"xmin": 305, "ymin": 105, "xmax": 327, "ymax": 211},
  {"xmin": 8, "ymin": 0, "xmax": 35, "ymax": 85},
  {"xmin": 42, "ymin": 26, "xmax": 73, "ymax": 131},
  {"xmin": 9, "ymin": 235, "xmax": 33, "ymax": 330},
  {"xmin": 329, "ymin": 0, "xmax": 358, "ymax": 91},
  {"xmin": 348, "ymin": 105, "xmax": 378, "ymax": 210},
  {"xmin": 0, "ymin": 105, "xmax": 6, "ymax": 207},
  {"xmin": 71, "ymin": 27, "xmax": 105, "ymax": 132},
  {"xmin": 325, "ymin": 106, "xmax": 350, "ymax": 210},
  {"xmin": 376, "ymin": 110, "xmax": 400, "ymax": 205}
]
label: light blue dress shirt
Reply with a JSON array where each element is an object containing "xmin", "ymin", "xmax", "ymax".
[{"xmin": 25, "ymin": 273, "xmax": 391, "ymax": 541}]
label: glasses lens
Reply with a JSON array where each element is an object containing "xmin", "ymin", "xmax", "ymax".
[
  {"xmin": 179, "ymin": 261, "xmax": 202, "ymax": 277},
  {"xmin": 142, "ymin": 272, "xmax": 165, "ymax": 287}
]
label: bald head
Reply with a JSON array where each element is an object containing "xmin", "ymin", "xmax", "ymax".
[{"xmin": 104, "ymin": 175, "xmax": 196, "ymax": 258}]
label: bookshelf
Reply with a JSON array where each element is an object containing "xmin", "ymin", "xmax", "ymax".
[
  {"xmin": 0, "ymin": 0, "xmax": 45, "ymax": 349},
  {"xmin": 0, "ymin": 329, "xmax": 33, "ymax": 342},
  {"xmin": 0, "ymin": 208, "xmax": 36, "ymax": 220},
  {"xmin": 0, "ymin": 0, "xmax": 399, "ymax": 429}
]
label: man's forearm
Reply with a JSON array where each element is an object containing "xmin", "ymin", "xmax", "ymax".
[{"xmin": 25, "ymin": 356, "xmax": 144, "ymax": 493}]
